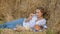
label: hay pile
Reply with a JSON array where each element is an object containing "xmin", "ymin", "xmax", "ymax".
[
  {"xmin": 0, "ymin": 28, "xmax": 46, "ymax": 34},
  {"xmin": 1, "ymin": 29, "xmax": 15, "ymax": 34}
]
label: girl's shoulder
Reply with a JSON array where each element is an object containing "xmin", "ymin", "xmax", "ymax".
[
  {"xmin": 42, "ymin": 18, "xmax": 46, "ymax": 21},
  {"xmin": 40, "ymin": 18, "xmax": 46, "ymax": 22}
]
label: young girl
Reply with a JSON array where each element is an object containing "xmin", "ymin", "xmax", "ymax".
[{"xmin": 23, "ymin": 7, "xmax": 47, "ymax": 31}]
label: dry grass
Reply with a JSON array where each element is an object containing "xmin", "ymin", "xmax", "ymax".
[
  {"xmin": 0, "ymin": 29, "xmax": 46, "ymax": 34},
  {"xmin": 0, "ymin": 0, "xmax": 60, "ymax": 34}
]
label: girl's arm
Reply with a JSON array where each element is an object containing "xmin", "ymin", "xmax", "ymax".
[{"xmin": 25, "ymin": 13, "xmax": 35, "ymax": 22}]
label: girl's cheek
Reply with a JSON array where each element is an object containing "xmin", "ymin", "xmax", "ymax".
[{"xmin": 40, "ymin": 12, "xmax": 42, "ymax": 15}]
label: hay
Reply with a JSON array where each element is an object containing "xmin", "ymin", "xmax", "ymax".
[
  {"xmin": 0, "ymin": 0, "xmax": 60, "ymax": 34},
  {"xmin": 1, "ymin": 29, "xmax": 46, "ymax": 34},
  {"xmin": 1, "ymin": 29, "xmax": 15, "ymax": 34}
]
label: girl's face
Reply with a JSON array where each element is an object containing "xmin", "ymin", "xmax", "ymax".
[{"xmin": 36, "ymin": 9, "xmax": 43, "ymax": 18}]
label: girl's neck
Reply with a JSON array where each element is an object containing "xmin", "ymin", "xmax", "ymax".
[
  {"xmin": 37, "ymin": 16, "xmax": 43, "ymax": 20},
  {"xmin": 36, "ymin": 16, "xmax": 43, "ymax": 22}
]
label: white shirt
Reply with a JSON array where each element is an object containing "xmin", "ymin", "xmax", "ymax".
[{"xmin": 23, "ymin": 15, "xmax": 47, "ymax": 28}]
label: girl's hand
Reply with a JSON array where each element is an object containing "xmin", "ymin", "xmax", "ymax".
[{"xmin": 25, "ymin": 13, "xmax": 35, "ymax": 22}]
